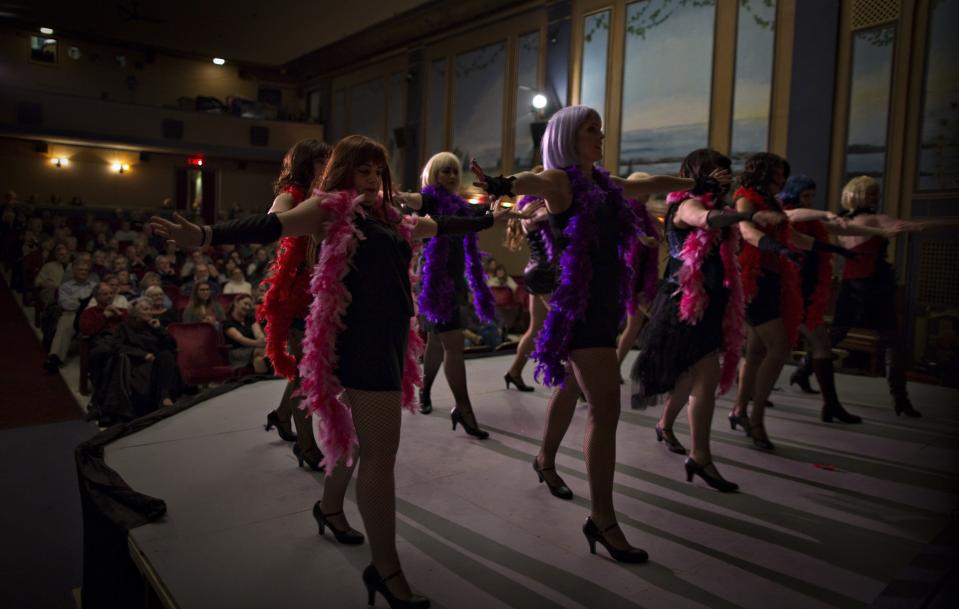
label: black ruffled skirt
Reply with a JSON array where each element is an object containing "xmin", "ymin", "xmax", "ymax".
[{"xmin": 629, "ymin": 281, "xmax": 728, "ymax": 407}]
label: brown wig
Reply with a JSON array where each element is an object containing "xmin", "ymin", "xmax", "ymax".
[
  {"xmin": 317, "ymin": 135, "xmax": 395, "ymax": 221},
  {"xmin": 679, "ymin": 148, "xmax": 732, "ymax": 180},
  {"xmin": 273, "ymin": 139, "xmax": 332, "ymax": 195},
  {"xmin": 740, "ymin": 152, "xmax": 791, "ymax": 194}
]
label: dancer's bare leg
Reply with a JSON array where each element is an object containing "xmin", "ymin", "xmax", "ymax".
[
  {"xmin": 438, "ymin": 329, "xmax": 482, "ymax": 427},
  {"xmin": 748, "ymin": 319, "xmax": 790, "ymax": 440},
  {"xmin": 734, "ymin": 326, "xmax": 766, "ymax": 417},
  {"xmin": 616, "ymin": 310, "xmax": 647, "ymax": 366},
  {"xmin": 507, "ymin": 295, "xmax": 548, "ymax": 378},
  {"xmin": 346, "ymin": 388, "xmax": 413, "ymax": 600},
  {"xmin": 421, "ymin": 332, "xmax": 444, "ymax": 395},
  {"xmin": 570, "ymin": 347, "xmax": 633, "ymax": 550}
]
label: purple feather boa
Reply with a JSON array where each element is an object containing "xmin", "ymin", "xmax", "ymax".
[
  {"xmin": 417, "ymin": 185, "xmax": 496, "ymax": 324},
  {"xmin": 531, "ymin": 165, "xmax": 638, "ymax": 387},
  {"xmin": 625, "ymin": 198, "xmax": 661, "ymax": 315}
]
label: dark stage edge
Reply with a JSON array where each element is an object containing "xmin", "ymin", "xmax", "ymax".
[{"xmin": 100, "ymin": 355, "xmax": 959, "ymax": 609}]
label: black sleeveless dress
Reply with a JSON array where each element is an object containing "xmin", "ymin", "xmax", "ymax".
[
  {"xmin": 549, "ymin": 199, "xmax": 624, "ymax": 350},
  {"xmin": 334, "ymin": 213, "xmax": 413, "ymax": 391},
  {"xmin": 630, "ymin": 204, "xmax": 729, "ymax": 405}
]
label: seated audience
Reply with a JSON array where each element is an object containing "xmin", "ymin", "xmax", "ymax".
[
  {"xmin": 182, "ymin": 281, "xmax": 225, "ymax": 324},
  {"xmin": 181, "ymin": 263, "xmax": 220, "ymax": 296},
  {"xmin": 44, "ymin": 260, "xmax": 97, "ymax": 371},
  {"xmin": 144, "ymin": 285, "xmax": 177, "ymax": 326},
  {"xmin": 223, "ymin": 294, "xmax": 268, "ymax": 373},
  {"xmin": 222, "ymin": 266, "xmax": 252, "ymax": 295},
  {"xmin": 153, "ymin": 255, "xmax": 180, "ymax": 285},
  {"xmin": 486, "ymin": 265, "xmax": 518, "ymax": 292},
  {"xmin": 34, "ymin": 243, "xmax": 70, "ymax": 308}
]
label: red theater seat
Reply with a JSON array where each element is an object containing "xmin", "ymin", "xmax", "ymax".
[{"xmin": 166, "ymin": 322, "xmax": 239, "ymax": 386}]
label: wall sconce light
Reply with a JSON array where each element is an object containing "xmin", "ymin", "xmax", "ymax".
[
  {"xmin": 110, "ymin": 162, "xmax": 131, "ymax": 174},
  {"xmin": 212, "ymin": 57, "xmax": 225, "ymax": 66},
  {"xmin": 40, "ymin": 27, "xmax": 54, "ymax": 35},
  {"xmin": 50, "ymin": 157, "xmax": 69, "ymax": 168}
]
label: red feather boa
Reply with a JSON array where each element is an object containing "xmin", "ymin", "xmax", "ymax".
[
  {"xmin": 256, "ymin": 185, "xmax": 313, "ymax": 380},
  {"xmin": 735, "ymin": 186, "xmax": 803, "ymax": 345}
]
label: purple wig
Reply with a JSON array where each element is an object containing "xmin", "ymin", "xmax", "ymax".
[{"xmin": 541, "ymin": 105, "xmax": 601, "ymax": 171}]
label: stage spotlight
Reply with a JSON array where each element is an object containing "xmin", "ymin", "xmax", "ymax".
[{"xmin": 531, "ymin": 93, "xmax": 548, "ymax": 110}]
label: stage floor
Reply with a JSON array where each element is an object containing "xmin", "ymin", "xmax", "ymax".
[{"xmin": 104, "ymin": 354, "xmax": 959, "ymax": 609}]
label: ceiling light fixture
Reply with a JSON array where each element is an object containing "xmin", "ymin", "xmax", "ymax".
[
  {"xmin": 39, "ymin": 27, "xmax": 54, "ymax": 35},
  {"xmin": 212, "ymin": 57, "xmax": 225, "ymax": 66}
]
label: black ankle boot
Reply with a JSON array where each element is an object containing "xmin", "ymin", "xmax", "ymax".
[
  {"xmin": 789, "ymin": 356, "xmax": 819, "ymax": 394},
  {"xmin": 812, "ymin": 358, "xmax": 862, "ymax": 424}
]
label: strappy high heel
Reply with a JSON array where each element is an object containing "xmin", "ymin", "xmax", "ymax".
[
  {"xmin": 293, "ymin": 444, "xmax": 324, "ymax": 472},
  {"xmin": 418, "ymin": 389, "xmax": 432, "ymax": 415},
  {"xmin": 684, "ymin": 457, "xmax": 738, "ymax": 492},
  {"xmin": 265, "ymin": 410, "xmax": 297, "ymax": 442},
  {"xmin": 727, "ymin": 411, "xmax": 752, "ymax": 435},
  {"xmin": 312, "ymin": 501, "xmax": 364, "ymax": 545},
  {"xmin": 654, "ymin": 424, "xmax": 687, "ymax": 454},
  {"xmin": 749, "ymin": 424, "xmax": 775, "ymax": 451},
  {"xmin": 504, "ymin": 372, "xmax": 534, "ymax": 392},
  {"xmin": 532, "ymin": 457, "xmax": 573, "ymax": 500},
  {"xmin": 451, "ymin": 408, "xmax": 489, "ymax": 439},
  {"xmin": 362, "ymin": 564, "xmax": 430, "ymax": 609},
  {"xmin": 582, "ymin": 517, "xmax": 648, "ymax": 563}
]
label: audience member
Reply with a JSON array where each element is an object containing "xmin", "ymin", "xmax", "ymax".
[
  {"xmin": 223, "ymin": 294, "xmax": 268, "ymax": 373},
  {"xmin": 34, "ymin": 243, "xmax": 70, "ymax": 308},
  {"xmin": 181, "ymin": 263, "xmax": 220, "ymax": 296},
  {"xmin": 79, "ymin": 282, "xmax": 127, "ymax": 337},
  {"xmin": 44, "ymin": 260, "xmax": 97, "ymax": 371},
  {"xmin": 182, "ymin": 281, "xmax": 225, "ymax": 324},
  {"xmin": 222, "ymin": 266, "xmax": 252, "ymax": 295},
  {"xmin": 144, "ymin": 285, "xmax": 176, "ymax": 326}
]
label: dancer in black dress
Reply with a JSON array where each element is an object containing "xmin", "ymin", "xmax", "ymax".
[
  {"xmin": 633, "ymin": 149, "xmax": 783, "ymax": 491},
  {"xmin": 153, "ymin": 135, "xmax": 517, "ymax": 609}
]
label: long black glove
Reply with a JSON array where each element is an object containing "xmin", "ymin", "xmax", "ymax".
[
  {"xmin": 211, "ymin": 213, "xmax": 283, "ymax": 246},
  {"xmin": 706, "ymin": 208, "xmax": 755, "ymax": 228},
  {"xmin": 812, "ymin": 240, "xmax": 859, "ymax": 259},
  {"xmin": 758, "ymin": 235, "xmax": 804, "ymax": 264},
  {"xmin": 434, "ymin": 214, "xmax": 495, "ymax": 236}
]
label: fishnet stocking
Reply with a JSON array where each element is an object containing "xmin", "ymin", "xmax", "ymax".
[
  {"xmin": 508, "ymin": 294, "xmax": 549, "ymax": 377},
  {"xmin": 537, "ymin": 375, "xmax": 578, "ymax": 487},
  {"xmin": 344, "ymin": 388, "xmax": 413, "ymax": 599},
  {"xmin": 421, "ymin": 333, "xmax": 444, "ymax": 394}
]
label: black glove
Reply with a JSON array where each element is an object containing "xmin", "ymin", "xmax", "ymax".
[
  {"xmin": 211, "ymin": 213, "xmax": 282, "ymax": 246},
  {"xmin": 812, "ymin": 240, "xmax": 859, "ymax": 259},
  {"xmin": 691, "ymin": 175, "xmax": 722, "ymax": 196},
  {"xmin": 434, "ymin": 213, "xmax": 495, "ymax": 236},
  {"xmin": 483, "ymin": 175, "xmax": 516, "ymax": 198},
  {"xmin": 758, "ymin": 235, "xmax": 803, "ymax": 264}
]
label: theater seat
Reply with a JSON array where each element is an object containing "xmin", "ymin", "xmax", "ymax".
[
  {"xmin": 166, "ymin": 322, "xmax": 240, "ymax": 386},
  {"xmin": 161, "ymin": 284, "xmax": 181, "ymax": 301}
]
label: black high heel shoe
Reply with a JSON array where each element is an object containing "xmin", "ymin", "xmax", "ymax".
[
  {"xmin": 504, "ymin": 372, "xmax": 534, "ymax": 392},
  {"xmin": 532, "ymin": 457, "xmax": 573, "ymax": 500},
  {"xmin": 654, "ymin": 424, "xmax": 687, "ymax": 454},
  {"xmin": 362, "ymin": 564, "xmax": 430, "ymax": 609},
  {"xmin": 312, "ymin": 501, "xmax": 364, "ymax": 545},
  {"xmin": 418, "ymin": 389, "xmax": 432, "ymax": 415},
  {"xmin": 451, "ymin": 409, "xmax": 489, "ymax": 439},
  {"xmin": 727, "ymin": 411, "xmax": 752, "ymax": 435},
  {"xmin": 894, "ymin": 397, "xmax": 922, "ymax": 418},
  {"xmin": 750, "ymin": 425, "xmax": 776, "ymax": 451},
  {"xmin": 684, "ymin": 457, "xmax": 738, "ymax": 492},
  {"xmin": 265, "ymin": 410, "xmax": 297, "ymax": 442},
  {"xmin": 582, "ymin": 517, "xmax": 648, "ymax": 563},
  {"xmin": 293, "ymin": 444, "xmax": 324, "ymax": 472}
]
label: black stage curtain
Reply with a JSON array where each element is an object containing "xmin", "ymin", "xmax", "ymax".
[{"xmin": 75, "ymin": 374, "xmax": 275, "ymax": 609}]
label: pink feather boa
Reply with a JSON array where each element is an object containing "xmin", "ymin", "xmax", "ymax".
[
  {"xmin": 666, "ymin": 191, "xmax": 745, "ymax": 395},
  {"xmin": 296, "ymin": 190, "xmax": 424, "ymax": 471}
]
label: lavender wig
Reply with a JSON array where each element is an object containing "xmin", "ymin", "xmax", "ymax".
[{"xmin": 541, "ymin": 105, "xmax": 601, "ymax": 170}]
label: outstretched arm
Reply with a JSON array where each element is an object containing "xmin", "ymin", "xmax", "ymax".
[
  {"xmin": 612, "ymin": 174, "xmax": 694, "ymax": 198},
  {"xmin": 470, "ymin": 159, "xmax": 572, "ymax": 214},
  {"xmin": 785, "ymin": 208, "xmax": 839, "ymax": 223},
  {"xmin": 150, "ymin": 196, "xmax": 338, "ymax": 248}
]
